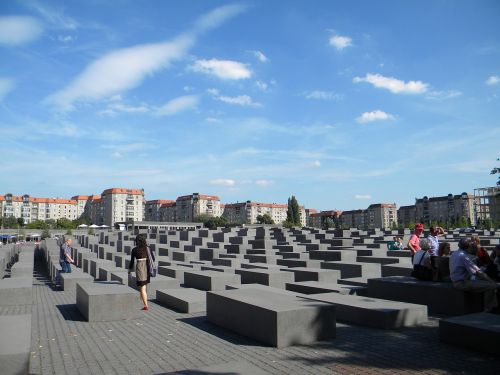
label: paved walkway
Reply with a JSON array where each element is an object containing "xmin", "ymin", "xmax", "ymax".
[{"xmin": 3, "ymin": 259, "xmax": 498, "ymax": 375}]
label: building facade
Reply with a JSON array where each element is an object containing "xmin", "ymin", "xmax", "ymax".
[
  {"xmin": 0, "ymin": 193, "xmax": 78, "ymax": 224},
  {"xmin": 308, "ymin": 210, "xmax": 342, "ymax": 228},
  {"xmin": 175, "ymin": 193, "xmax": 222, "ymax": 222},
  {"xmin": 99, "ymin": 188, "xmax": 145, "ymax": 227},
  {"xmin": 145, "ymin": 200, "xmax": 176, "ymax": 222},
  {"xmin": 415, "ymin": 193, "xmax": 477, "ymax": 226},
  {"xmin": 222, "ymin": 201, "xmax": 307, "ymax": 226},
  {"xmin": 397, "ymin": 205, "xmax": 416, "ymax": 228}
]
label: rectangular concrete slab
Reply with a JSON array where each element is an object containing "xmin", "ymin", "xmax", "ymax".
[
  {"xmin": 60, "ymin": 271, "xmax": 93, "ymax": 292},
  {"xmin": 439, "ymin": 312, "xmax": 500, "ymax": 355},
  {"xmin": 128, "ymin": 274, "xmax": 181, "ymax": 299},
  {"xmin": 157, "ymin": 288, "xmax": 206, "ymax": 313},
  {"xmin": 207, "ymin": 287, "xmax": 336, "ymax": 348},
  {"xmin": 76, "ymin": 282, "xmax": 143, "ymax": 321},
  {"xmin": 303, "ymin": 292, "xmax": 427, "ymax": 329},
  {"xmin": 0, "ymin": 314, "xmax": 32, "ymax": 375},
  {"xmin": 184, "ymin": 270, "xmax": 240, "ymax": 291},
  {"xmin": 0, "ymin": 277, "xmax": 32, "ymax": 305}
]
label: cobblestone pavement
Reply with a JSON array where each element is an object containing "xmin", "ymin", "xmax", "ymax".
[{"xmin": 19, "ymin": 261, "xmax": 500, "ymax": 375}]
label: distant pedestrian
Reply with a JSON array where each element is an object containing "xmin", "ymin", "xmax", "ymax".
[
  {"xmin": 427, "ymin": 225, "xmax": 445, "ymax": 273},
  {"xmin": 407, "ymin": 223, "xmax": 424, "ymax": 259},
  {"xmin": 128, "ymin": 234, "xmax": 155, "ymax": 311},
  {"xmin": 449, "ymin": 238, "xmax": 498, "ymax": 312},
  {"xmin": 59, "ymin": 238, "xmax": 74, "ymax": 274}
]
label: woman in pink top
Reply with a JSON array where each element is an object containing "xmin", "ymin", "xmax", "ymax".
[{"xmin": 407, "ymin": 223, "xmax": 424, "ymax": 257}]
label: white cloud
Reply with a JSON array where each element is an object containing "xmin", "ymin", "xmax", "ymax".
[
  {"xmin": 45, "ymin": 5, "xmax": 244, "ymax": 110},
  {"xmin": 102, "ymin": 142, "xmax": 152, "ymax": 156},
  {"xmin": 100, "ymin": 102, "xmax": 150, "ymax": 116},
  {"xmin": 57, "ymin": 35, "xmax": 74, "ymax": 42},
  {"xmin": 426, "ymin": 90, "xmax": 462, "ymax": 100},
  {"xmin": 255, "ymin": 179, "xmax": 273, "ymax": 187},
  {"xmin": 356, "ymin": 110, "xmax": 394, "ymax": 123},
  {"xmin": 190, "ymin": 59, "xmax": 252, "ymax": 80},
  {"xmin": 329, "ymin": 35, "xmax": 352, "ymax": 50},
  {"xmin": 353, "ymin": 73, "xmax": 428, "ymax": 94},
  {"xmin": 28, "ymin": 1, "xmax": 79, "ymax": 30},
  {"xmin": 216, "ymin": 95, "xmax": 261, "ymax": 107},
  {"xmin": 206, "ymin": 88, "xmax": 220, "ymax": 96},
  {"xmin": 304, "ymin": 90, "xmax": 342, "ymax": 101},
  {"xmin": 210, "ymin": 178, "xmax": 235, "ymax": 186},
  {"xmin": 156, "ymin": 95, "xmax": 198, "ymax": 116},
  {"xmin": 355, "ymin": 194, "xmax": 372, "ymax": 200},
  {"xmin": 0, "ymin": 16, "xmax": 43, "ymax": 45},
  {"xmin": 486, "ymin": 75, "xmax": 500, "ymax": 86},
  {"xmin": 0, "ymin": 78, "xmax": 15, "ymax": 101},
  {"xmin": 251, "ymin": 50, "xmax": 268, "ymax": 62},
  {"xmin": 256, "ymin": 81, "xmax": 268, "ymax": 91},
  {"xmin": 312, "ymin": 160, "xmax": 321, "ymax": 167}
]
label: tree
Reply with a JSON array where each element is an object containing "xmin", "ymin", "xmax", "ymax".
[
  {"xmin": 26, "ymin": 220, "xmax": 48, "ymax": 229},
  {"xmin": 323, "ymin": 217, "xmax": 334, "ymax": 230},
  {"xmin": 73, "ymin": 216, "xmax": 91, "ymax": 227},
  {"xmin": 45, "ymin": 219, "xmax": 56, "ymax": 229},
  {"xmin": 41, "ymin": 228, "xmax": 50, "ymax": 239},
  {"xmin": 56, "ymin": 218, "xmax": 75, "ymax": 230},
  {"xmin": 17, "ymin": 217, "xmax": 25, "ymax": 228},
  {"xmin": 88, "ymin": 227, "xmax": 95, "ymax": 235},
  {"xmin": 194, "ymin": 214, "xmax": 228, "ymax": 230},
  {"xmin": 257, "ymin": 214, "xmax": 274, "ymax": 225},
  {"xmin": 491, "ymin": 158, "xmax": 500, "ymax": 186},
  {"xmin": 286, "ymin": 196, "xmax": 301, "ymax": 227},
  {"xmin": 1, "ymin": 216, "xmax": 18, "ymax": 229}
]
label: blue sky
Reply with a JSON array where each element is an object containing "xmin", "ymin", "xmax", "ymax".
[{"xmin": 0, "ymin": 0, "xmax": 499, "ymax": 211}]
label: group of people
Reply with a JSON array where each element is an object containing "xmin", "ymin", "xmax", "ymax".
[
  {"xmin": 59, "ymin": 234, "xmax": 156, "ymax": 311},
  {"xmin": 407, "ymin": 223, "xmax": 499, "ymax": 312}
]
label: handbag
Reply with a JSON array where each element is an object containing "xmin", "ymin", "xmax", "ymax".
[
  {"xmin": 411, "ymin": 251, "xmax": 433, "ymax": 281},
  {"xmin": 146, "ymin": 247, "xmax": 157, "ymax": 277}
]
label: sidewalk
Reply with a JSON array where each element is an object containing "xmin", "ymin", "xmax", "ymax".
[{"xmin": 16, "ymin": 260, "xmax": 500, "ymax": 375}]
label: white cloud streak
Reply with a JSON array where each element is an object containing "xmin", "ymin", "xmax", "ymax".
[
  {"xmin": 216, "ymin": 95, "xmax": 261, "ymax": 107},
  {"xmin": 255, "ymin": 179, "xmax": 273, "ymax": 187},
  {"xmin": 353, "ymin": 73, "xmax": 428, "ymax": 94},
  {"xmin": 0, "ymin": 16, "xmax": 43, "ymax": 45},
  {"xmin": 304, "ymin": 90, "xmax": 342, "ymax": 101},
  {"xmin": 251, "ymin": 50, "xmax": 268, "ymax": 62},
  {"xmin": 355, "ymin": 194, "xmax": 372, "ymax": 200},
  {"xmin": 210, "ymin": 179, "xmax": 235, "ymax": 186},
  {"xmin": 156, "ymin": 95, "xmax": 199, "ymax": 116},
  {"xmin": 486, "ymin": 75, "xmax": 500, "ymax": 85},
  {"xmin": 190, "ymin": 59, "xmax": 252, "ymax": 80},
  {"xmin": 45, "ymin": 5, "xmax": 245, "ymax": 110},
  {"xmin": 0, "ymin": 78, "xmax": 15, "ymax": 101},
  {"xmin": 356, "ymin": 110, "xmax": 394, "ymax": 123},
  {"xmin": 329, "ymin": 35, "xmax": 352, "ymax": 50}
]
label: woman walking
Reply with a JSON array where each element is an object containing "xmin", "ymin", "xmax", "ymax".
[{"xmin": 128, "ymin": 234, "xmax": 155, "ymax": 311}]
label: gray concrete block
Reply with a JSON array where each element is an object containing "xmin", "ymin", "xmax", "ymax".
[
  {"xmin": 321, "ymin": 261, "xmax": 381, "ymax": 279},
  {"xmin": 439, "ymin": 313, "xmax": 500, "ymax": 355},
  {"xmin": 207, "ymin": 288, "xmax": 336, "ymax": 348},
  {"xmin": 10, "ymin": 262, "xmax": 33, "ymax": 278},
  {"xmin": 285, "ymin": 281, "xmax": 365, "ymax": 296},
  {"xmin": 60, "ymin": 271, "xmax": 93, "ymax": 292},
  {"xmin": 157, "ymin": 288, "xmax": 206, "ymax": 313},
  {"xmin": 0, "ymin": 277, "xmax": 32, "ymax": 305},
  {"xmin": 110, "ymin": 271, "xmax": 129, "ymax": 284},
  {"xmin": 184, "ymin": 270, "xmax": 240, "ymax": 291},
  {"xmin": 128, "ymin": 274, "xmax": 180, "ymax": 299},
  {"xmin": 235, "ymin": 268, "xmax": 293, "ymax": 289},
  {"xmin": 0, "ymin": 314, "xmax": 31, "ymax": 375},
  {"xmin": 303, "ymin": 292, "xmax": 427, "ymax": 329},
  {"xmin": 367, "ymin": 276, "xmax": 484, "ymax": 315},
  {"xmin": 76, "ymin": 282, "xmax": 143, "ymax": 321},
  {"xmin": 281, "ymin": 267, "xmax": 340, "ymax": 283}
]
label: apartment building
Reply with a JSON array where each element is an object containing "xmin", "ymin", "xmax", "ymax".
[
  {"xmin": 145, "ymin": 200, "xmax": 175, "ymax": 221},
  {"xmin": 367, "ymin": 203, "xmax": 397, "ymax": 229},
  {"xmin": 100, "ymin": 188, "xmax": 145, "ymax": 227},
  {"xmin": 222, "ymin": 201, "xmax": 307, "ymax": 226},
  {"xmin": 415, "ymin": 193, "xmax": 477, "ymax": 226},
  {"xmin": 308, "ymin": 210, "xmax": 341, "ymax": 228},
  {"xmin": 0, "ymin": 193, "xmax": 78, "ymax": 224},
  {"xmin": 175, "ymin": 193, "xmax": 221, "ymax": 222},
  {"xmin": 398, "ymin": 205, "xmax": 416, "ymax": 228},
  {"xmin": 160, "ymin": 201, "xmax": 177, "ymax": 222},
  {"xmin": 339, "ymin": 209, "xmax": 366, "ymax": 229},
  {"xmin": 474, "ymin": 186, "xmax": 500, "ymax": 224}
]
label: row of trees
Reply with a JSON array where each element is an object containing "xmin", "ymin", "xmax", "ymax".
[{"xmin": 0, "ymin": 216, "xmax": 91, "ymax": 230}]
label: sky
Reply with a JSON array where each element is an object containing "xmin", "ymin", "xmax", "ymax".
[{"xmin": 0, "ymin": 0, "xmax": 499, "ymax": 211}]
